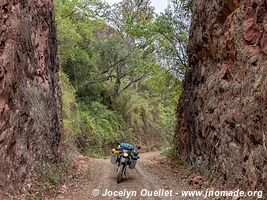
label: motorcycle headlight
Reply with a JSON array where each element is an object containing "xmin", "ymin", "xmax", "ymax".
[{"xmin": 123, "ymin": 153, "xmax": 129, "ymax": 157}]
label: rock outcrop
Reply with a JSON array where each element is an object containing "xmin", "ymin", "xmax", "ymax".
[
  {"xmin": 0, "ymin": 0, "xmax": 61, "ymax": 190},
  {"xmin": 175, "ymin": 0, "xmax": 267, "ymax": 194}
]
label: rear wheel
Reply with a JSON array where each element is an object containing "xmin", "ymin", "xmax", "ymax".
[{"xmin": 117, "ymin": 164, "xmax": 125, "ymax": 183}]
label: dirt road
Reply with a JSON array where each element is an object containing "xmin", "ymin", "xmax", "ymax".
[{"xmin": 50, "ymin": 152, "xmax": 208, "ymax": 200}]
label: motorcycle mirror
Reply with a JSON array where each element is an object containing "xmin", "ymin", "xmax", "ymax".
[{"xmin": 137, "ymin": 146, "xmax": 141, "ymax": 150}]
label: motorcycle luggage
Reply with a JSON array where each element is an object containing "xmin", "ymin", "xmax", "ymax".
[
  {"xmin": 129, "ymin": 159, "xmax": 137, "ymax": 169},
  {"xmin": 112, "ymin": 149, "xmax": 120, "ymax": 154},
  {"xmin": 111, "ymin": 154, "xmax": 118, "ymax": 164},
  {"xmin": 132, "ymin": 156, "xmax": 139, "ymax": 160},
  {"xmin": 120, "ymin": 143, "xmax": 134, "ymax": 150}
]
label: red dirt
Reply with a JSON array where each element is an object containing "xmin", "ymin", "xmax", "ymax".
[{"xmin": 47, "ymin": 152, "xmax": 210, "ymax": 200}]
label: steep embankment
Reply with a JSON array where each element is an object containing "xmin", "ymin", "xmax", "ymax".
[
  {"xmin": 175, "ymin": 0, "xmax": 266, "ymax": 193},
  {"xmin": 0, "ymin": 0, "xmax": 61, "ymax": 191}
]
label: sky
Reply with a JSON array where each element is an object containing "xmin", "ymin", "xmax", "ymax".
[{"xmin": 105, "ymin": 0, "xmax": 170, "ymax": 14}]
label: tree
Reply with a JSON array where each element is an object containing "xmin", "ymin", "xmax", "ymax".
[
  {"xmin": 77, "ymin": 31, "xmax": 156, "ymax": 100},
  {"xmin": 125, "ymin": 0, "xmax": 191, "ymax": 77},
  {"xmin": 54, "ymin": 0, "xmax": 185, "ymax": 154},
  {"xmin": 107, "ymin": 0, "xmax": 155, "ymax": 36}
]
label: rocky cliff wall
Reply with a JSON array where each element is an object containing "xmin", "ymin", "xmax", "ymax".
[
  {"xmin": 175, "ymin": 0, "xmax": 267, "ymax": 193},
  {"xmin": 0, "ymin": 0, "xmax": 61, "ymax": 190}
]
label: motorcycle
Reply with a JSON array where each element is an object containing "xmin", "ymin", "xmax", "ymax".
[{"xmin": 111, "ymin": 142, "xmax": 140, "ymax": 183}]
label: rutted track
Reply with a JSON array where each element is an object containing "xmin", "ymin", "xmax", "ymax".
[{"xmin": 50, "ymin": 152, "xmax": 204, "ymax": 200}]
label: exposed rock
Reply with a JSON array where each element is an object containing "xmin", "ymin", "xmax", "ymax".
[
  {"xmin": 0, "ymin": 0, "xmax": 61, "ymax": 192},
  {"xmin": 175, "ymin": 0, "xmax": 267, "ymax": 195}
]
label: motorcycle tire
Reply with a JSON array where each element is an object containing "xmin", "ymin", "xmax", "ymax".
[{"xmin": 117, "ymin": 164, "xmax": 125, "ymax": 183}]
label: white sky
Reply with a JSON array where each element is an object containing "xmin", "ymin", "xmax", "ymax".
[{"xmin": 105, "ymin": 0, "xmax": 170, "ymax": 14}]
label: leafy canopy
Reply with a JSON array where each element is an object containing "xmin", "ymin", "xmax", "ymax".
[{"xmin": 55, "ymin": 0, "xmax": 190, "ymax": 155}]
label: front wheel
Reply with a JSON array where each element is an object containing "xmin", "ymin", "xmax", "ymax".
[{"xmin": 117, "ymin": 164, "xmax": 125, "ymax": 183}]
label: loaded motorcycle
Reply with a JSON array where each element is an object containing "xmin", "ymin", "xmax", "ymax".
[{"xmin": 111, "ymin": 142, "xmax": 140, "ymax": 183}]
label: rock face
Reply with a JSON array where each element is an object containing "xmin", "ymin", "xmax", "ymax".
[
  {"xmin": 175, "ymin": 0, "xmax": 267, "ymax": 194},
  {"xmin": 0, "ymin": 0, "xmax": 61, "ymax": 190}
]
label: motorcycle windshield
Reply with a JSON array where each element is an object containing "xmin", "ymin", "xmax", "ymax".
[{"xmin": 122, "ymin": 149, "xmax": 132, "ymax": 154}]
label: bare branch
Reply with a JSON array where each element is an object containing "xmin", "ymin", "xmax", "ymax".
[
  {"xmin": 159, "ymin": 32, "xmax": 187, "ymax": 68},
  {"xmin": 121, "ymin": 73, "xmax": 148, "ymax": 92},
  {"xmin": 78, "ymin": 54, "xmax": 130, "ymax": 89}
]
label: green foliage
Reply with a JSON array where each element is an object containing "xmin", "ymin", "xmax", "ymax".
[
  {"xmin": 77, "ymin": 101, "xmax": 132, "ymax": 150},
  {"xmin": 48, "ymin": 174, "xmax": 59, "ymax": 185},
  {"xmin": 59, "ymin": 70, "xmax": 81, "ymax": 140},
  {"xmin": 32, "ymin": 196, "xmax": 41, "ymax": 200},
  {"xmin": 114, "ymin": 90, "xmax": 158, "ymax": 131},
  {"xmin": 55, "ymin": 0, "xmax": 187, "ymax": 156},
  {"xmin": 60, "ymin": 71, "xmax": 132, "ymax": 155},
  {"xmin": 160, "ymin": 146, "xmax": 183, "ymax": 166},
  {"xmin": 205, "ymin": 168, "xmax": 215, "ymax": 183},
  {"xmin": 125, "ymin": 0, "xmax": 190, "ymax": 75},
  {"xmin": 55, "ymin": 0, "xmax": 100, "ymax": 62}
]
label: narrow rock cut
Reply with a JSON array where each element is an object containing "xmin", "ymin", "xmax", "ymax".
[
  {"xmin": 175, "ymin": 0, "xmax": 267, "ymax": 194},
  {"xmin": 0, "ymin": 0, "xmax": 61, "ymax": 191}
]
